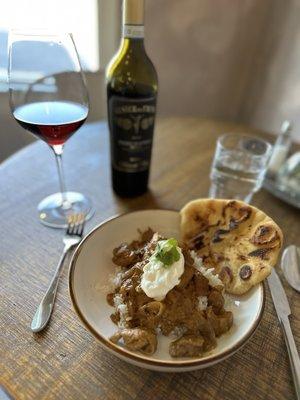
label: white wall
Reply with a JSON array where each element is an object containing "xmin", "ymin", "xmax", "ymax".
[
  {"xmin": 144, "ymin": 0, "xmax": 300, "ymax": 143},
  {"xmin": 239, "ymin": 0, "xmax": 300, "ymax": 143}
]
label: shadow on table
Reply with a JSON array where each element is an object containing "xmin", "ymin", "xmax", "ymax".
[{"xmin": 114, "ymin": 189, "xmax": 176, "ymax": 213}]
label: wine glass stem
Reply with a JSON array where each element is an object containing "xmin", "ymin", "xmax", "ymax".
[{"xmin": 52, "ymin": 145, "xmax": 71, "ymax": 210}]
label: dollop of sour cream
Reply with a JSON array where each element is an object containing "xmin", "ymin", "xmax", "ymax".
[{"xmin": 141, "ymin": 247, "xmax": 185, "ymax": 301}]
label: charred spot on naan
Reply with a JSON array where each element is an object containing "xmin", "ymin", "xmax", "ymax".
[
  {"xmin": 192, "ymin": 213, "xmax": 209, "ymax": 231},
  {"xmin": 212, "ymin": 229, "xmax": 230, "ymax": 243},
  {"xmin": 250, "ymin": 223, "xmax": 281, "ymax": 247},
  {"xmin": 219, "ymin": 266, "xmax": 233, "ymax": 285},
  {"xmin": 248, "ymin": 248, "xmax": 272, "ymax": 260},
  {"xmin": 187, "ymin": 233, "xmax": 206, "ymax": 250},
  {"xmin": 239, "ymin": 265, "xmax": 253, "ymax": 280},
  {"xmin": 222, "ymin": 201, "xmax": 252, "ymax": 230}
]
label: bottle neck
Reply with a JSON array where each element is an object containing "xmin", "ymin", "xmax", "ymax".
[{"xmin": 122, "ymin": 0, "xmax": 145, "ymax": 40}]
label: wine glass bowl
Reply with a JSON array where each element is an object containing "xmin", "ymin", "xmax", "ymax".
[{"xmin": 8, "ymin": 30, "xmax": 94, "ymax": 228}]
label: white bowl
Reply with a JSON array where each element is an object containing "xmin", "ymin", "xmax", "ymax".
[{"xmin": 69, "ymin": 209, "xmax": 265, "ymax": 372}]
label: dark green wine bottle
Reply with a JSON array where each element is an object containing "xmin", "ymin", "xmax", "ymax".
[{"xmin": 106, "ymin": 0, "xmax": 158, "ymax": 197}]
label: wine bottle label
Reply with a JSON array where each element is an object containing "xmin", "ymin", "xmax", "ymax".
[
  {"xmin": 108, "ymin": 95, "xmax": 156, "ymax": 173},
  {"xmin": 123, "ymin": 24, "xmax": 144, "ymax": 39}
]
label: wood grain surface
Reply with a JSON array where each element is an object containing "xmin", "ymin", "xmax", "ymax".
[{"xmin": 0, "ymin": 118, "xmax": 299, "ymax": 400}]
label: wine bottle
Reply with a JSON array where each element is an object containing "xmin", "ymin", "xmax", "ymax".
[{"xmin": 106, "ymin": 0, "xmax": 158, "ymax": 197}]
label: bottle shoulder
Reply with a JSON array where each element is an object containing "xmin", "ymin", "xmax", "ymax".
[
  {"xmin": 106, "ymin": 49, "xmax": 157, "ymax": 78},
  {"xmin": 106, "ymin": 41, "xmax": 158, "ymax": 96}
]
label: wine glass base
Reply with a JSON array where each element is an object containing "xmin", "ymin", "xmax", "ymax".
[{"xmin": 38, "ymin": 192, "xmax": 94, "ymax": 228}]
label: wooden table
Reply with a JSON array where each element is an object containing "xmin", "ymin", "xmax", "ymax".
[{"xmin": 1, "ymin": 118, "xmax": 299, "ymax": 400}]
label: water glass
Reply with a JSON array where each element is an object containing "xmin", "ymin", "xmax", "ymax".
[{"xmin": 209, "ymin": 134, "xmax": 272, "ymax": 203}]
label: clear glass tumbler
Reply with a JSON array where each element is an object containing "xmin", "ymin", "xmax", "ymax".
[{"xmin": 209, "ymin": 134, "xmax": 272, "ymax": 203}]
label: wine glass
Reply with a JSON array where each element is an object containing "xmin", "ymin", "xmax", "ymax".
[{"xmin": 8, "ymin": 30, "xmax": 94, "ymax": 228}]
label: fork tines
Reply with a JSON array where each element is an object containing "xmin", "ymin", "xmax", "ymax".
[{"xmin": 67, "ymin": 213, "xmax": 85, "ymax": 236}]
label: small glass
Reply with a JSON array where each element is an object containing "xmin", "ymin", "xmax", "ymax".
[
  {"xmin": 8, "ymin": 30, "xmax": 94, "ymax": 228},
  {"xmin": 209, "ymin": 134, "xmax": 272, "ymax": 203}
]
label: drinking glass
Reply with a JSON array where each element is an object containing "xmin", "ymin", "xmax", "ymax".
[
  {"xmin": 8, "ymin": 30, "xmax": 94, "ymax": 228},
  {"xmin": 209, "ymin": 134, "xmax": 272, "ymax": 203}
]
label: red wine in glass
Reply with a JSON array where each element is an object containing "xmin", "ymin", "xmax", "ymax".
[{"xmin": 13, "ymin": 101, "xmax": 88, "ymax": 146}]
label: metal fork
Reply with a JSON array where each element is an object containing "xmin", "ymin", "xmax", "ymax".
[{"xmin": 31, "ymin": 213, "xmax": 85, "ymax": 333}]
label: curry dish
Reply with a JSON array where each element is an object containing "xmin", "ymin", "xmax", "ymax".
[{"xmin": 106, "ymin": 229, "xmax": 233, "ymax": 358}]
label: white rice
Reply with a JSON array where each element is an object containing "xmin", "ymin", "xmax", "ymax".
[
  {"xmin": 198, "ymin": 296, "xmax": 208, "ymax": 311},
  {"xmin": 109, "ymin": 267, "xmax": 124, "ymax": 289},
  {"xmin": 169, "ymin": 325, "xmax": 188, "ymax": 338},
  {"xmin": 113, "ymin": 294, "xmax": 131, "ymax": 328},
  {"xmin": 98, "ymin": 267, "xmax": 124, "ymax": 293},
  {"xmin": 190, "ymin": 250, "xmax": 223, "ymax": 288}
]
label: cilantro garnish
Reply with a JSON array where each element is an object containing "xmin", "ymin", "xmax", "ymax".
[{"xmin": 153, "ymin": 238, "xmax": 180, "ymax": 267}]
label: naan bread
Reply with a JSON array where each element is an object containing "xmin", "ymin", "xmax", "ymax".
[{"xmin": 180, "ymin": 199, "xmax": 283, "ymax": 295}]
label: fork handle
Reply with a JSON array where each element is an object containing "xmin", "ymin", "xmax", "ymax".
[
  {"xmin": 281, "ymin": 316, "xmax": 300, "ymax": 400},
  {"xmin": 31, "ymin": 245, "xmax": 71, "ymax": 333}
]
